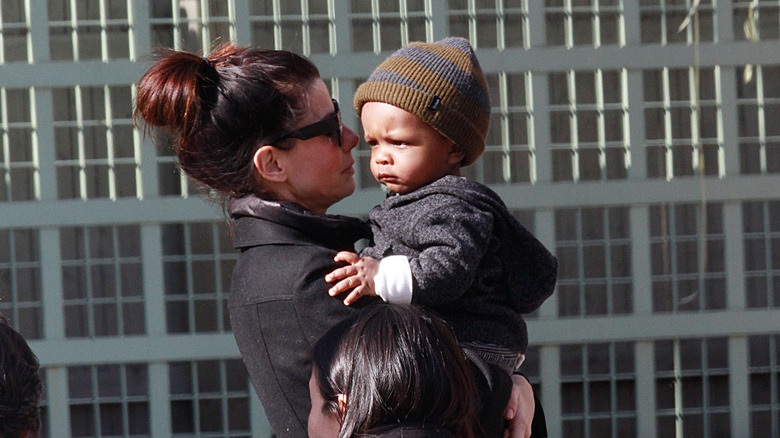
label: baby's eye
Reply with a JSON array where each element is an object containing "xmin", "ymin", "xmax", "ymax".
[{"xmin": 366, "ymin": 140, "xmax": 378, "ymax": 147}]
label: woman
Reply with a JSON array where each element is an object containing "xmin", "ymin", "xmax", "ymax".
[
  {"xmin": 310, "ymin": 304, "xmax": 475, "ymax": 438},
  {"xmin": 134, "ymin": 44, "xmax": 535, "ymax": 437}
]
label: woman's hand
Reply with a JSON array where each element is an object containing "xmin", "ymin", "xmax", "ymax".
[
  {"xmin": 325, "ymin": 251, "xmax": 380, "ymax": 305},
  {"xmin": 504, "ymin": 373, "xmax": 535, "ymax": 438}
]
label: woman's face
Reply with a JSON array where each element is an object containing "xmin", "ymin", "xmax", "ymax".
[
  {"xmin": 308, "ymin": 370, "xmax": 342, "ymax": 438},
  {"xmin": 275, "ymin": 79, "xmax": 358, "ymax": 214}
]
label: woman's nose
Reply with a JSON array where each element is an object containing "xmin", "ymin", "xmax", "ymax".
[{"xmin": 341, "ymin": 125, "xmax": 359, "ymax": 151}]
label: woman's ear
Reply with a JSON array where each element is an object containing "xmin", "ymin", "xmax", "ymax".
[{"xmin": 253, "ymin": 145, "xmax": 287, "ymax": 182}]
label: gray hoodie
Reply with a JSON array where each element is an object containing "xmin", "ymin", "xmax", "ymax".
[{"xmin": 363, "ymin": 175, "xmax": 558, "ymax": 353}]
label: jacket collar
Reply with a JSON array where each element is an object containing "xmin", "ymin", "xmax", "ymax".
[{"xmin": 228, "ymin": 196, "xmax": 370, "ymax": 250}]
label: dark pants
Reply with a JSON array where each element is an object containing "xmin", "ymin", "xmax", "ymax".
[{"xmin": 470, "ymin": 362, "xmax": 547, "ymax": 438}]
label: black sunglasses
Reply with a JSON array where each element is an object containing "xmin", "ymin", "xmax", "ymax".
[{"xmin": 268, "ymin": 99, "xmax": 342, "ymax": 147}]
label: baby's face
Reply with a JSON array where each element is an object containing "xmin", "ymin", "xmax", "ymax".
[{"xmin": 361, "ymin": 102, "xmax": 463, "ymax": 194}]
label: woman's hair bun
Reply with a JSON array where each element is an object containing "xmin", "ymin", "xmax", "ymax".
[{"xmin": 134, "ymin": 49, "xmax": 219, "ymax": 134}]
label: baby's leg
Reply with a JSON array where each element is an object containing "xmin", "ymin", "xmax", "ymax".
[{"xmin": 468, "ymin": 359, "xmax": 513, "ymax": 438}]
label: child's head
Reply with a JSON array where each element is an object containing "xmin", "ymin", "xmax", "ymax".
[
  {"xmin": 354, "ymin": 37, "xmax": 490, "ymax": 194},
  {"xmin": 309, "ymin": 304, "xmax": 476, "ymax": 438}
]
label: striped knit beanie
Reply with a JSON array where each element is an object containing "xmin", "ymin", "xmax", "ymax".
[{"xmin": 354, "ymin": 37, "xmax": 490, "ymax": 166}]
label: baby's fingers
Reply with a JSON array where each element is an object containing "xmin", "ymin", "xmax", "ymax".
[
  {"xmin": 325, "ymin": 265, "xmax": 353, "ymax": 283},
  {"xmin": 333, "ymin": 251, "xmax": 360, "ymax": 264},
  {"xmin": 342, "ymin": 286, "xmax": 366, "ymax": 306},
  {"xmin": 328, "ymin": 277, "xmax": 356, "ymax": 297}
]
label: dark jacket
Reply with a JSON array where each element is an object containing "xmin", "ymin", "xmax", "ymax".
[
  {"xmin": 227, "ymin": 197, "xmax": 376, "ymax": 437},
  {"xmin": 363, "ymin": 175, "xmax": 558, "ymax": 353}
]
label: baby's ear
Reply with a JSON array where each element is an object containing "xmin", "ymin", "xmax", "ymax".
[{"xmin": 447, "ymin": 144, "xmax": 465, "ymax": 166}]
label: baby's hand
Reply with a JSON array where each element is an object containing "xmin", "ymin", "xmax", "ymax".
[{"xmin": 325, "ymin": 251, "xmax": 379, "ymax": 306}]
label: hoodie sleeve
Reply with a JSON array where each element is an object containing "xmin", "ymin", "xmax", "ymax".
[{"xmin": 404, "ymin": 196, "xmax": 494, "ymax": 307}]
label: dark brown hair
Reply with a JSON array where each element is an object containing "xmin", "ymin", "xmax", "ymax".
[
  {"xmin": 0, "ymin": 314, "xmax": 42, "ymax": 438},
  {"xmin": 312, "ymin": 304, "xmax": 476, "ymax": 438},
  {"xmin": 134, "ymin": 44, "xmax": 320, "ymax": 200}
]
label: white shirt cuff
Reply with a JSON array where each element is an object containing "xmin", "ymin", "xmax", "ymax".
[{"xmin": 374, "ymin": 255, "xmax": 413, "ymax": 304}]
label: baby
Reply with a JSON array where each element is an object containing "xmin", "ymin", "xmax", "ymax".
[{"xmin": 326, "ymin": 37, "xmax": 557, "ymax": 436}]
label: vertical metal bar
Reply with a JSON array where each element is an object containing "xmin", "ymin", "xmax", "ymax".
[
  {"xmin": 660, "ymin": 0, "xmax": 668, "ymax": 46},
  {"xmin": 621, "ymin": 68, "xmax": 632, "ymax": 175},
  {"xmin": 192, "ymin": 361, "xmax": 201, "ymax": 434},
  {"xmin": 84, "ymin": 228, "xmax": 95, "ymax": 336},
  {"xmin": 568, "ymin": 70, "xmax": 580, "ymax": 182},
  {"xmin": 582, "ymin": 345, "xmax": 591, "ymax": 437},
  {"xmin": 756, "ymin": 65, "xmax": 767, "ymax": 173},
  {"xmin": 127, "ymin": 0, "xmax": 137, "ymax": 61},
  {"xmin": 70, "ymin": 0, "xmax": 80, "ymax": 60},
  {"xmin": 526, "ymin": 72, "xmax": 537, "ymax": 184},
  {"xmin": 496, "ymin": 0, "xmax": 505, "ymax": 51},
  {"xmin": 74, "ymin": 86, "xmax": 87, "ymax": 200},
  {"xmin": 635, "ymin": 341, "xmax": 656, "ymax": 436},
  {"xmin": 24, "ymin": 0, "xmax": 34, "ymax": 61},
  {"xmin": 610, "ymin": 343, "xmax": 618, "ymax": 438},
  {"xmin": 212, "ymin": 224, "xmax": 225, "ymax": 332},
  {"xmin": 91, "ymin": 366, "xmax": 101, "ymax": 436},
  {"xmin": 689, "ymin": 66, "xmax": 700, "ymax": 175},
  {"xmin": 371, "ymin": 0, "xmax": 380, "ymax": 53},
  {"xmin": 702, "ymin": 340, "xmax": 710, "ymax": 437},
  {"xmin": 766, "ymin": 203, "xmax": 775, "ymax": 307},
  {"xmin": 540, "ymin": 345, "xmax": 562, "ymax": 438},
  {"xmin": 662, "ymin": 67, "xmax": 673, "ymax": 180},
  {"xmin": 399, "ymin": 0, "xmax": 409, "ymax": 46},
  {"xmin": 723, "ymin": 203, "xmax": 745, "ymax": 310},
  {"xmin": 499, "ymin": 72, "xmax": 511, "ymax": 182},
  {"xmin": 468, "ymin": 0, "xmax": 477, "ymax": 47},
  {"xmin": 564, "ymin": 0, "xmax": 573, "ymax": 48},
  {"xmin": 301, "ymin": 0, "xmax": 310, "ymax": 55},
  {"xmin": 594, "ymin": 0, "xmax": 602, "ymax": 48},
  {"xmin": 0, "ymin": 3, "xmax": 6, "ymax": 63},
  {"xmin": 596, "ymin": 69, "xmax": 607, "ymax": 180},
  {"xmin": 7, "ymin": 231, "xmax": 19, "ymax": 322},
  {"xmin": 1, "ymin": 88, "xmax": 10, "ymax": 201},
  {"xmin": 185, "ymin": 224, "xmax": 196, "ymax": 334},
  {"xmin": 424, "ymin": 0, "xmax": 434, "ymax": 41},
  {"xmin": 112, "ymin": 227, "xmax": 124, "ymax": 335},
  {"xmin": 668, "ymin": 204, "xmax": 679, "ymax": 309},
  {"xmin": 328, "ymin": 0, "xmax": 339, "ymax": 55},
  {"xmin": 522, "ymin": 0, "xmax": 530, "ymax": 49},
  {"xmin": 227, "ymin": 0, "xmax": 237, "ymax": 43},
  {"xmin": 120, "ymin": 365, "xmax": 131, "ymax": 436},
  {"xmin": 576, "ymin": 209, "xmax": 584, "ymax": 315},
  {"xmin": 604, "ymin": 208, "xmax": 613, "ymax": 313},
  {"xmin": 201, "ymin": 0, "xmax": 211, "ymax": 52},
  {"xmin": 221, "ymin": 361, "xmax": 229, "ymax": 434},
  {"xmin": 172, "ymin": 0, "xmax": 183, "ymax": 50},
  {"xmin": 772, "ymin": 335, "xmax": 779, "ymax": 438},
  {"xmin": 713, "ymin": 66, "xmax": 725, "ymax": 178},
  {"xmin": 104, "ymin": 85, "xmax": 117, "ymax": 200},
  {"xmin": 673, "ymin": 338, "xmax": 684, "ymax": 438},
  {"xmin": 100, "ymin": 0, "xmax": 109, "ymax": 61},
  {"xmin": 229, "ymin": 0, "xmax": 245, "ymax": 44},
  {"xmin": 618, "ymin": 0, "xmax": 626, "ymax": 47}
]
